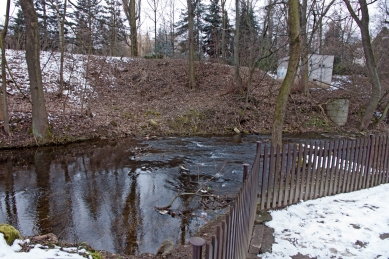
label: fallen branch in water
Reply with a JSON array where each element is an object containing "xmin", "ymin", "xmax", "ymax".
[{"xmin": 155, "ymin": 191, "xmax": 216, "ymax": 210}]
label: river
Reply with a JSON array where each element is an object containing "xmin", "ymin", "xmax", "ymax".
[{"xmin": 0, "ymin": 134, "xmax": 319, "ymax": 255}]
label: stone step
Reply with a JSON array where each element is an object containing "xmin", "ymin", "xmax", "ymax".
[
  {"xmin": 260, "ymin": 225, "xmax": 274, "ymax": 254},
  {"xmin": 248, "ymin": 225, "xmax": 264, "ymax": 255}
]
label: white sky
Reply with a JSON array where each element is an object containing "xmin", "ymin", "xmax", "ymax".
[{"xmin": 0, "ymin": 0, "xmax": 235, "ymax": 33}]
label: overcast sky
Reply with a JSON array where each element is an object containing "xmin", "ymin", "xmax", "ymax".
[{"xmin": 0, "ymin": 0, "xmax": 236, "ymax": 32}]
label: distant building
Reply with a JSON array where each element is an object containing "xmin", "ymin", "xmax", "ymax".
[{"xmin": 277, "ymin": 54, "xmax": 335, "ymax": 89}]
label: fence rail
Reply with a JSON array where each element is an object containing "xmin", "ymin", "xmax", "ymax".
[
  {"xmin": 259, "ymin": 134, "xmax": 389, "ymax": 210},
  {"xmin": 191, "ymin": 134, "xmax": 389, "ymax": 259}
]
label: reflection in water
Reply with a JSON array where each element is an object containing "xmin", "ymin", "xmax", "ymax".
[
  {"xmin": 34, "ymin": 150, "xmax": 52, "ymax": 235},
  {"xmin": 2, "ymin": 159, "xmax": 18, "ymax": 228},
  {"xmin": 0, "ymin": 136, "xmax": 267, "ymax": 255}
]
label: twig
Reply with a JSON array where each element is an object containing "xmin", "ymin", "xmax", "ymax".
[
  {"xmin": 5, "ymin": 60, "xmax": 32, "ymax": 103},
  {"xmin": 155, "ymin": 192, "xmax": 216, "ymax": 210}
]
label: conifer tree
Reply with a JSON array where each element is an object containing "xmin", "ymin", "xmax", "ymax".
[
  {"xmin": 175, "ymin": 3, "xmax": 206, "ymax": 59},
  {"xmin": 73, "ymin": 0, "xmax": 104, "ymax": 54},
  {"xmin": 202, "ymin": 0, "xmax": 222, "ymax": 59},
  {"xmin": 101, "ymin": 0, "xmax": 127, "ymax": 56},
  {"xmin": 8, "ymin": 8, "xmax": 26, "ymax": 50}
]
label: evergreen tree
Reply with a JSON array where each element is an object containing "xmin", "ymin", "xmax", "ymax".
[
  {"xmin": 223, "ymin": 10, "xmax": 234, "ymax": 61},
  {"xmin": 34, "ymin": 0, "xmax": 59, "ymax": 50},
  {"xmin": 73, "ymin": 0, "xmax": 104, "ymax": 54},
  {"xmin": 155, "ymin": 26, "xmax": 173, "ymax": 56},
  {"xmin": 202, "ymin": 0, "xmax": 222, "ymax": 59},
  {"xmin": 175, "ymin": 3, "xmax": 206, "ymax": 59},
  {"xmin": 238, "ymin": 0, "xmax": 260, "ymax": 66},
  {"xmin": 8, "ymin": 8, "xmax": 26, "ymax": 49},
  {"xmin": 100, "ymin": 0, "xmax": 127, "ymax": 56}
]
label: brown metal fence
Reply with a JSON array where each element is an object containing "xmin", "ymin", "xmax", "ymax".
[
  {"xmin": 259, "ymin": 134, "xmax": 389, "ymax": 210},
  {"xmin": 191, "ymin": 134, "xmax": 389, "ymax": 258},
  {"xmin": 190, "ymin": 142, "xmax": 263, "ymax": 259}
]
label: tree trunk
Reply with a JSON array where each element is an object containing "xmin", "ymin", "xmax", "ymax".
[
  {"xmin": 187, "ymin": 0, "xmax": 197, "ymax": 89},
  {"xmin": 221, "ymin": 0, "xmax": 226, "ymax": 62},
  {"xmin": 300, "ymin": 0, "xmax": 309, "ymax": 95},
  {"xmin": 271, "ymin": 0, "xmax": 301, "ymax": 147},
  {"xmin": 171, "ymin": 0, "xmax": 175, "ymax": 56},
  {"xmin": 234, "ymin": 0, "xmax": 241, "ymax": 86},
  {"xmin": 0, "ymin": 0, "xmax": 11, "ymax": 135},
  {"xmin": 56, "ymin": 0, "xmax": 67, "ymax": 93},
  {"xmin": 130, "ymin": 0, "xmax": 138, "ymax": 56},
  {"xmin": 20, "ymin": 0, "xmax": 49, "ymax": 139},
  {"xmin": 344, "ymin": 0, "xmax": 381, "ymax": 130},
  {"xmin": 122, "ymin": 0, "xmax": 139, "ymax": 56},
  {"xmin": 42, "ymin": 0, "xmax": 48, "ymax": 50}
]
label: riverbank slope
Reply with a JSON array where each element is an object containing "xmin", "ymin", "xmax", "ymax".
[{"xmin": 0, "ymin": 50, "xmax": 388, "ymax": 149}]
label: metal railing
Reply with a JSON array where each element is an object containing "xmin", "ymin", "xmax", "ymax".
[
  {"xmin": 259, "ymin": 134, "xmax": 389, "ymax": 210},
  {"xmin": 190, "ymin": 142, "xmax": 262, "ymax": 259},
  {"xmin": 191, "ymin": 134, "xmax": 389, "ymax": 258}
]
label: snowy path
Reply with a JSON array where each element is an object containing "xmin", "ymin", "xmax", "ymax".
[{"xmin": 261, "ymin": 184, "xmax": 389, "ymax": 259}]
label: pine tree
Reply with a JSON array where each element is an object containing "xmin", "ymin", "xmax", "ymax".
[
  {"xmin": 175, "ymin": 3, "xmax": 206, "ymax": 59},
  {"xmin": 155, "ymin": 26, "xmax": 173, "ymax": 57},
  {"xmin": 100, "ymin": 0, "xmax": 127, "ymax": 56},
  {"xmin": 34, "ymin": 0, "xmax": 59, "ymax": 50},
  {"xmin": 73, "ymin": 0, "xmax": 104, "ymax": 54},
  {"xmin": 8, "ymin": 8, "xmax": 26, "ymax": 50},
  {"xmin": 238, "ymin": 1, "xmax": 260, "ymax": 66},
  {"xmin": 222, "ymin": 10, "xmax": 234, "ymax": 61},
  {"xmin": 202, "ymin": 0, "xmax": 222, "ymax": 59}
]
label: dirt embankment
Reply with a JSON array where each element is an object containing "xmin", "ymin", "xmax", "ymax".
[{"xmin": 1, "ymin": 57, "xmax": 388, "ymax": 149}]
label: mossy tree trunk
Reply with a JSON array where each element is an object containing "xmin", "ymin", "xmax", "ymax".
[
  {"xmin": 271, "ymin": 0, "xmax": 301, "ymax": 147},
  {"xmin": 20, "ymin": 0, "xmax": 50, "ymax": 140}
]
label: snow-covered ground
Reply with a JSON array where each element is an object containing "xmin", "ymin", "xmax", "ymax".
[
  {"xmin": 0, "ymin": 236, "xmax": 92, "ymax": 259},
  {"xmin": 261, "ymin": 183, "xmax": 389, "ymax": 259},
  {"xmin": 1, "ymin": 184, "xmax": 388, "ymax": 258},
  {"xmin": 2, "ymin": 49, "xmax": 133, "ymax": 107}
]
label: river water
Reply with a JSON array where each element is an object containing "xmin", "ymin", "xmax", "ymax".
[{"xmin": 0, "ymin": 134, "xmax": 312, "ymax": 255}]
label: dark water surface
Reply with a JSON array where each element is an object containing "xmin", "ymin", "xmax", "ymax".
[{"xmin": 0, "ymin": 135, "xmax": 277, "ymax": 255}]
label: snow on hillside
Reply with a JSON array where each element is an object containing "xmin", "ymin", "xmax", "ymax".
[{"xmin": 2, "ymin": 49, "xmax": 133, "ymax": 108}]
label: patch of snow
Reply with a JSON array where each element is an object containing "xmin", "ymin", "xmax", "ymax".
[
  {"xmin": 261, "ymin": 183, "xmax": 389, "ymax": 259},
  {"xmin": 267, "ymin": 72, "xmax": 277, "ymax": 79},
  {"xmin": 1, "ymin": 49, "xmax": 132, "ymax": 110},
  {"xmin": 0, "ymin": 234, "xmax": 88, "ymax": 259}
]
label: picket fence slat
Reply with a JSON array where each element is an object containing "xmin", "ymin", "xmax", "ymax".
[{"xmin": 191, "ymin": 135, "xmax": 389, "ymax": 259}]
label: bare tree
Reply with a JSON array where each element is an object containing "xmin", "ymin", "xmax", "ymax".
[
  {"xmin": 187, "ymin": 0, "xmax": 200, "ymax": 89},
  {"xmin": 146, "ymin": 0, "xmax": 162, "ymax": 53},
  {"xmin": 51, "ymin": 0, "xmax": 68, "ymax": 93},
  {"xmin": 20, "ymin": 0, "xmax": 50, "ymax": 139},
  {"xmin": 221, "ymin": 0, "xmax": 227, "ymax": 61},
  {"xmin": 344, "ymin": 0, "xmax": 381, "ymax": 130},
  {"xmin": 300, "ymin": 0, "xmax": 335, "ymax": 95},
  {"xmin": 271, "ymin": 0, "xmax": 301, "ymax": 147},
  {"xmin": 234, "ymin": 0, "xmax": 241, "ymax": 85},
  {"xmin": 0, "ymin": 0, "xmax": 11, "ymax": 135},
  {"xmin": 122, "ymin": 0, "xmax": 141, "ymax": 56}
]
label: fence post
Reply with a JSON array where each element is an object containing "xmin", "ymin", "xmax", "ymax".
[
  {"xmin": 256, "ymin": 141, "xmax": 261, "ymax": 153},
  {"xmin": 190, "ymin": 237, "xmax": 205, "ymax": 259},
  {"xmin": 366, "ymin": 134, "xmax": 376, "ymax": 188},
  {"xmin": 243, "ymin": 164, "xmax": 249, "ymax": 181}
]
